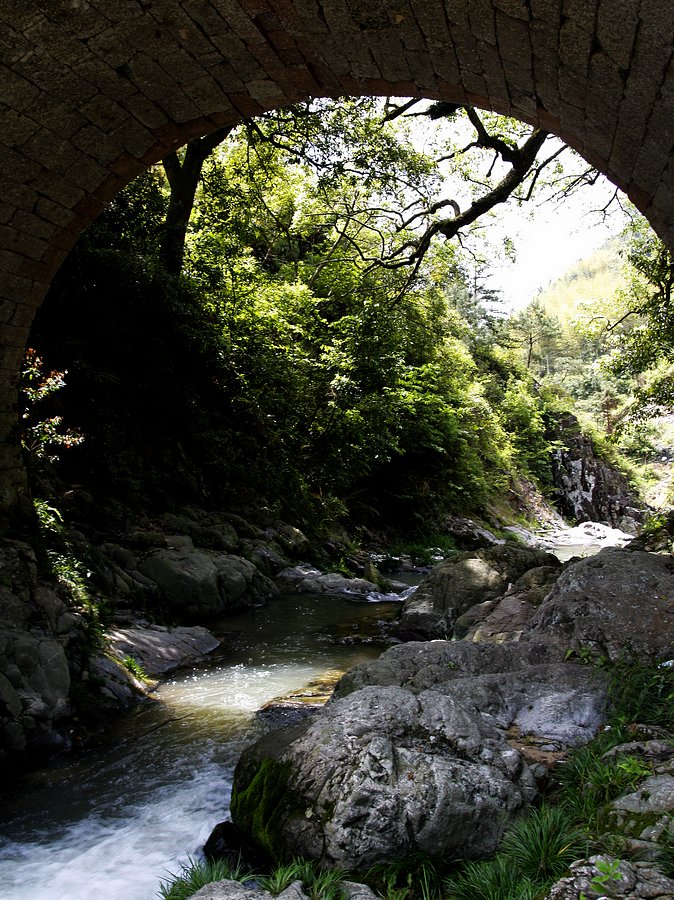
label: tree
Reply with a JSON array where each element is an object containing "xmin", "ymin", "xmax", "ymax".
[
  {"xmin": 159, "ymin": 128, "xmax": 233, "ymax": 275},
  {"xmin": 501, "ymin": 299, "xmax": 562, "ymax": 371},
  {"xmin": 605, "ymin": 220, "xmax": 674, "ymax": 416}
]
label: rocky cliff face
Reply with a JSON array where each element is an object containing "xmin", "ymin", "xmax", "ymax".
[{"xmin": 550, "ymin": 413, "xmax": 644, "ymax": 532}]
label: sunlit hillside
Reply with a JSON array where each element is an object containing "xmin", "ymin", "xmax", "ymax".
[{"xmin": 534, "ymin": 238, "xmax": 625, "ymax": 329}]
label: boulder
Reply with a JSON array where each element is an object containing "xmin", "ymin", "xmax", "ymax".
[
  {"xmin": 522, "ymin": 548, "xmax": 674, "ymax": 660},
  {"xmin": 138, "ymin": 548, "xmax": 279, "ymax": 619},
  {"xmin": 441, "ymin": 515, "xmax": 505, "ymax": 550},
  {"xmin": 107, "ymin": 624, "xmax": 220, "ymax": 675},
  {"xmin": 232, "ymin": 684, "xmax": 538, "ymax": 870},
  {"xmin": 276, "ymin": 564, "xmax": 380, "ymax": 599},
  {"xmin": 232, "ymin": 642, "xmax": 607, "ymax": 870},
  {"xmin": 544, "ymin": 855, "xmax": 674, "ymax": 900},
  {"xmin": 461, "ymin": 565, "xmax": 562, "ymax": 643},
  {"xmin": 397, "ymin": 546, "xmax": 561, "ymax": 640}
]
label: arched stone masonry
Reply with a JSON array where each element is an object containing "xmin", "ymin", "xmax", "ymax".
[{"xmin": 1, "ymin": 0, "xmax": 673, "ymax": 527}]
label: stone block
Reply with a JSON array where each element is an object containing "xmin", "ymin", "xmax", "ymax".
[
  {"xmin": 559, "ymin": 18, "xmax": 591, "ymax": 77},
  {"xmin": 496, "ymin": 11, "xmax": 532, "ymax": 64},
  {"xmin": 597, "ymin": 0, "xmax": 640, "ymax": 69},
  {"xmin": 468, "ymin": 0, "xmax": 497, "ymax": 45}
]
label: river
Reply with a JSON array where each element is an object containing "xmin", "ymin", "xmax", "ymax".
[{"xmin": 0, "ymin": 594, "xmax": 401, "ymax": 900}]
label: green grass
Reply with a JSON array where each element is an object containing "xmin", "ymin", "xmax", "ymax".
[
  {"xmin": 386, "ymin": 534, "xmax": 457, "ymax": 566},
  {"xmin": 444, "ymin": 856, "xmax": 538, "ymax": 900},
  {"xmin": 258, "ymin": 858, "xmax": 348, "ymax": 899},
  {"xmin": 122, "ymin": 654, "xmax": 148, "ymax": 680},
  {"xmin": 158, "ymin": 856, "xmax": 253, "ymax": 899}
]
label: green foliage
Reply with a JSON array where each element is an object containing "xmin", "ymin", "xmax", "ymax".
[
  {"xmin": 122, "ymin": 655, "xmax": 148, "ymax": 680},
  {"xmin": 366, "ymin": 851, "xmax": 446, "ymax": 900},
  {"xmin": 386, "ymin": 534, "xmax": 457, "ymax": 566},
  {"xmin": 444, "ymin": 856, "xmax": 538, "ymax": 900},
  {"xmin": 158, "ymin": 856, "xmax": 253, "ymax": 900},
  {"xmin": 443, "ymin": 805, "xmax": 585, "ymax": 900},
  {"xmin": 498, "ymin": 804, "xmax": 587, "ymax": 883},
  {"xmin": 606, "ymin": 658, "xmax": 674, "ymax": 729},
  {"xmin": 31, "ymin": 99, "xmax": 610, "ymax": 537},
  {"xmin": 656, "ymin": 830, "xmax": 674, "ymax": 879},
  {"xmin": 260, "ymin": 858, "xmax": 348, "ymax": 900},
  {"xmin": 579, "ymin": 856, "xmax": 623, "ymax": 900}
]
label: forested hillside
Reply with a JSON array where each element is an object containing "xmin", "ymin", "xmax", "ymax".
[
  {"xmin": 20, "ymin": 99, "xmax": 673, "ymax": 540},
  {"xmin": 504, "ymin": 228, "xmax": 674, "ymax": 508}
]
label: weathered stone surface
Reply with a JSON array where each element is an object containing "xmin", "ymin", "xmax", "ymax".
[
  {"xmin": 233, "ymin": 684, "xmax": 538, "ymax": 869},
  {"xmin": 464, "ymin": 565, "xmax": 562, "ymax": 642},
  {"xmin": 550, "ymin": 412, "xmax": 645, "ymax": 532},
  {"xmin": 544, "ymin": 855, "xmax": 674, "ymax": 900},
  {"xmin": 233, "ymin": 641, "xmax": 607, "ymax": 869},
  {"xmin": 107, "ymin": 624, "xmax": 220, "ymax": 675},
  {"xmin": 397, "ymin": 546, "xmax": 560, "ymax": 639},
  {"xmin": 190, "ymin": 882, "xmax": 296, "ymax": 900},
  {"xmin": 441, "ymin": 515, "xmax": 505, "ymax": 550},
  {"xmin": 522, "ymin": 548, "xmax": 674, "ymax": 659},
  {"xmin": 191, "ymin": 881, "xmax": 315, "ymax": 900},
  {"xmin": 138, "ymin": 547, "xmax": 279, "ymax": 619}
]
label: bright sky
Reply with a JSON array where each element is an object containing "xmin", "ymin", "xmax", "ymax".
[
  {"xmin": 488, "ymin": 177, "xmax": 628, "ymax": 312},
  {"xmin": 412, "ymin": 112, "xmax": 631, "ymax": 315}
]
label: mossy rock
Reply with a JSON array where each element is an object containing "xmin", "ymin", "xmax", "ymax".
[
  {"xmin": 230, "ymin": 756, "xmax": 293, "ymax": 862},
  {"xmin": 600, "ymin": 774, "xmax": 674, "ymax": 842}
]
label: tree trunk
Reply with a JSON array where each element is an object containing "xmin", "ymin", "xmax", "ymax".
[{"xmin": 159, "ymin": 127, "xmax": 233, "ymax": 277}]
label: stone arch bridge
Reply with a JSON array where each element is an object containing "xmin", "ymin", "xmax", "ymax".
[{"xmin": 1, "ymin": 0, "xmax": 674, "ymax": 528}]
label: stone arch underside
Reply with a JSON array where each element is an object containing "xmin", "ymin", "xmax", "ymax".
[{"xmin": 1, "ymin": 0, "xmax": 674, "ymax": 527}]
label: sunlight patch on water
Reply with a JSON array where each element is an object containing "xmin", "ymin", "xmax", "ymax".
[{"xmin": 158, "ymin": 661, "xmax": 341, "ymax": 714}]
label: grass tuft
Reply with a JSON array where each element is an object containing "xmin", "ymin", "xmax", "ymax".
[{"xmin": 158, "ymin": 856, "xmax": 253, "ymax": 900}]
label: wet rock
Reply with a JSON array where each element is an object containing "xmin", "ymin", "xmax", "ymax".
[
  {"xmin": 204, "ymin": 820, "xmax": 274, "ymax": 871},
  {"xmin": 240, "ymin": 539, "xmax": 289, "ymax": 577},
  {"xmin": 522, "ymin": 548, "xmax": 674, "ymax": 660},
  {"xmin": 266, "ymin": 523, "xmax": 310, "ymax": 557},
  {"xmin": 544, "ymin": 855, "xmax": 674, "ymax": 900},
  {"xmin": 138, "ymin": 548, "xmax": 279, "ymax": 620},
  {"xmin": 397, "ymin": 546, "xmax": 560, "ymax": 640},
  {"xmin": 276, "ymin": 564, "xmax": 380, "ymax": 598}
]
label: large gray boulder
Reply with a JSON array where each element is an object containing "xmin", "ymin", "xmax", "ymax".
[
  {"xmin": 458, "ymin": 565, "xmax": 562, "ymax": 643},
  {"xmin": 232, "ymin": 642, "xmax": 607, "ymax": 870},
  {"xmin": 138, "ymin": 547, "xmax": 279, "ymax": 619},
  {"xmin": 397, "ymin": 546, "xmax": 561, "ymax": 640},
  {"xmin": 232, "ymin": 685, "xmax": 537, "ymax": 870},
  {"xmin": 522, "ymin": 548, "xmax": 674, "ymax": 659}
]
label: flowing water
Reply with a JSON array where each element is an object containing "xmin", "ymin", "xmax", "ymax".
[{"xmin": 0, "ymin": 594, "xmax": 401, "ymax": 900}]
